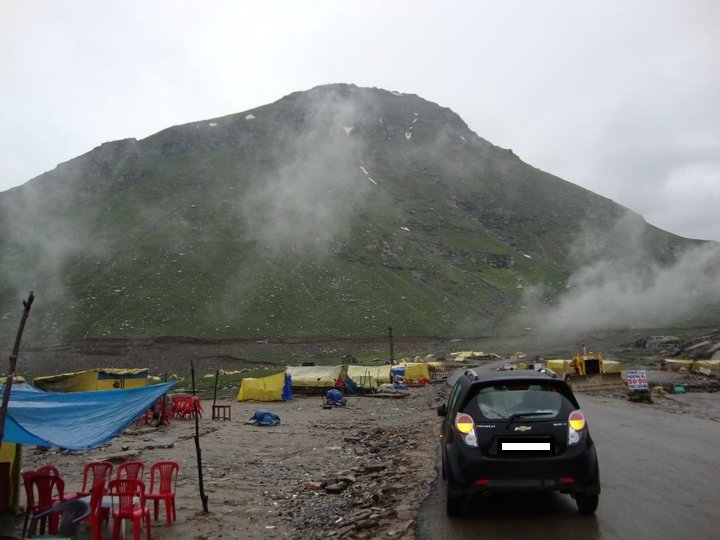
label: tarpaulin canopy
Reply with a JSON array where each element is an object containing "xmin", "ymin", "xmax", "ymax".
[
  {"xmin": 2, "ymin": 382, "xmax": 175, "ymax": 450},
  {"xmin": 0, "ymin": 382, "xmax": 41, "ymax": 393}
]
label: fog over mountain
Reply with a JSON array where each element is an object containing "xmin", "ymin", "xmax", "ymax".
[{"xmin": 0, "ymin": 84, "xmax": 717, "ymax": 344}]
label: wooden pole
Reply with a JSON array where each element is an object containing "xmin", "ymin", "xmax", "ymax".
[
  {"xmin": 0, "ymin": 291, "xmax": 34, "ymax": 446},
  {"xmin": 388, "ymin": 326, "xmax": 395, "ymax": 366},
  {"xmin": 191, "ymin": 359, "xmax": 209, "ymax": 512},
  {"xmin": 212, "ymin": 369, "xmax": 219, "ymax": 409}
]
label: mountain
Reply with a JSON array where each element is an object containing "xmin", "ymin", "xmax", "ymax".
[{"xmin": 0, "ymin": 84, "xmax": 715, "ymax": 344}]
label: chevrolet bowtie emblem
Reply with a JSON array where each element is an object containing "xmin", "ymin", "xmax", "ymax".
[{"xmin": 514, "ymin": 425, "xmax": 532, "ymax": 432}]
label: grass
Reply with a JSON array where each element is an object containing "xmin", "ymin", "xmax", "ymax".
[{"xmin": 0, "ymin": 85, "xmax": 715, "ymax": 345}]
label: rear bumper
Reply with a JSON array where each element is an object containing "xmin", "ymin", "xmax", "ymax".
[{"xmin": 445, "ymin": 437, "xmax": 600, "ymax": 497}]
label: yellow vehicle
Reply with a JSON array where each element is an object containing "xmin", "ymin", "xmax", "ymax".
[{"xmin": 566, "ymin": 346, "xmax": 623, "ymax": 391}]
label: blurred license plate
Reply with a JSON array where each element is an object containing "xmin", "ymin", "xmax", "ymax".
[{"xmin": 498, "ymin": 438, "xmax": 554, "ymax": 455}]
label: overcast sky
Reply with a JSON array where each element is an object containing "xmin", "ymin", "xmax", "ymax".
[{"xmin": 1, "ymin": 0, "xmax": 718, "ymax": 240}]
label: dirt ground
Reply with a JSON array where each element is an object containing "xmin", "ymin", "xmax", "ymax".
[
  {"xmin": 3, "ymin": 331, "xmax": 720, "ymax": 539},
  {"xmin": 3, "ymin": 367, "xmax": 719, "ymax": 540},
  {"xmin": 1, "ymin": 383, "xmax": 443, "ymax": 540}
]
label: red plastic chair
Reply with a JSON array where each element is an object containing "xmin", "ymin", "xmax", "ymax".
[
  {"xmin": 171, "ymin": 396, "xmax": 188, "ymax": 419},
  {"xmin": 21, "ymin": 471, "xmax": 37, "ymax": 538},
  {"xmin": 141, "ymin": 397, "xmax": 173, "ymax": 426},
  {"xmin": 77, "ymin": 461, "xmax": 114, "ymax": 498},
  {"xmin": 22, "ymin": 471, "xmax": 65, "ymax": 537},
  {"xmin": 172, "ymin": 396, "xmax": 202, "ymax": 419},
  {"xmin": 36, "ymin": 465, "xmax": 61, "ymax": 477},
  {"xmin": 116, "ymin": 461, "xmax": 145, "ymax": 483},
  {"xmin": 108, "ymin": 479, "xmax": 151, "ymax": 540},
  {"xmin": 145, "ymin": 461, "xmax": 179, "ymax": 525},
  {"xmin": 81, "ymin": 477, "xmax": 107, "ymax": 540}
]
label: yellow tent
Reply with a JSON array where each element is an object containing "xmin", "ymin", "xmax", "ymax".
[
  {"xmin": 663, "ymin": 359, "xmax": 694, "ymax": 372},
  {"xmin": 692, "ymin": 360, "xmax": 720, "ymax": 373},
  {"xmin": 450, "ymin": 351, "xmax": 500, "ymax": 362},
  {"xmin": 603, "ymin": 360, "xmax": 622, "ymax": 374},
  {"xmin": 546, "ymin": 359, "xmax": 572, "ymax": 375},
  {"xmin": 427, "ymin": 361, "xmax": 446, "ymax": 376},
  {"xmin": 0, "ymin": 376, "xmax": 26, "ymax": 384},
  {"xmin": 33, "ymin": 368, "xmax": 149, "ymax": 392},
  {"xmin": 237, "ymin": 372, "xmax": 287, "ymax": 401},
  {"xmin": 347, "ymin": 365, "xmax": 392, "ymax": 389},
  {"xmin": 286, "ymin": 365, "xmax": 344, "ymax": 388},
  {"xmin": 402, "ymin": 363, "xmax": 431, "ymax": 381}
]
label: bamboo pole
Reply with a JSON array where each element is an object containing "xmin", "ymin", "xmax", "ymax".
[
  {"xmin": 191, "ymin": 359, "xmax": 209, "ymax": 512},
  {"xmin": 0, "ymin": 291, "xmax": 35, "ymax": 446}
]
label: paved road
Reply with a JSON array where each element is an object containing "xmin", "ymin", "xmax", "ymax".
[{"xmin": 418, "ymin": 368, "xmax": 720, "ymax": 539}]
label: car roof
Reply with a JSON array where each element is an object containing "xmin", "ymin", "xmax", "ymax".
[
  {"xmin": 461, "ymin": 369, "xmax": 562, "ymax": 384},
  {"xmin": 456, "ymin": 369, "xmax": 579, "ymax": 407}
]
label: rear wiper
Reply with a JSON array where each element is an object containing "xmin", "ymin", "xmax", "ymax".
[{"xmin": 506, "ymin": 411, "xmax": 554, "ymax": 429}]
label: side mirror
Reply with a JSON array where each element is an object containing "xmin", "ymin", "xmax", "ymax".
[{"xmin": 436, "ymin": 403, "xmax": 447, "ymax": 417}]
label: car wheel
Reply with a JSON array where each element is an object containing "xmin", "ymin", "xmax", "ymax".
[
  {"xmin": 445, "ymin": 476, "xmax": 463, "ymax": 516},
  {"xmin": 575, "ymin": 493, "xmax": 599, "ymax": 514},
  {"xmin": 446, "ymin": 491, "xmax": 462, "ymax": 516}
]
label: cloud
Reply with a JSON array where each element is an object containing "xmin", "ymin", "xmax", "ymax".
[
  {"xmin": 518, "ymin": 213, "xmax": 720, "ymax": 334},
  {"xmin": 237, "ymin": 87, "xmax": 375, "ymax": 256}
]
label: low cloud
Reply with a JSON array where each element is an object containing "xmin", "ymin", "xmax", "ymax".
[
  {"xmin": 238, "ymin": 88, "xmax": 374, "ymax": 257},
  {"xmin": 518, "ymin": 213, "xmax": 720, "ymax": 334}
]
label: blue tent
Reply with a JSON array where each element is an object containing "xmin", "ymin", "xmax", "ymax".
[{"xmin": 2, "ymin": 382, "xmax": 176, "ymax": 450}]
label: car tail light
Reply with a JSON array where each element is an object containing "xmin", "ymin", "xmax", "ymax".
[
  {"xmin": 568, "ymin": 410, "xmax": 585, "ymax": 445},
  {"xmin": 569, "ymin": 410, "xmax": 585, "ymax": 431},
  {"xmin": 455, "ymin": 413, "xmax": 477, "ymax": 447},
  {"xmin": 455, "ymin": 413, "xmax": 475, "ymax": 434},
  {"xmin": 559, "ymin": 477, "xmax": 575, "ymax": 484}
]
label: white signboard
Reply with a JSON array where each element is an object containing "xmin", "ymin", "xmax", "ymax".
[{"xmin": 625, "ymin": 369, "xmax": 649, "ymax": 390}]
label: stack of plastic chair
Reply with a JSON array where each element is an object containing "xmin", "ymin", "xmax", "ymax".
[
  {"xmin": 173, "ymin": 395, "xmax": 203, "ymax": 419},
  {"xmin": 171, "ymin": 396, "xmax": 191, "ymax": 419}
]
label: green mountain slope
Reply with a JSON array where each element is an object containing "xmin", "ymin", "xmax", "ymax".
[{"xmin": 0, "ymin": 84, "xmax": 709, "ymax": 343}]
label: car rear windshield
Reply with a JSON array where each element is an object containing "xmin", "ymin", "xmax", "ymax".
[{"xmin": 466, "ymin": 382, "xmax": 574, "ymax": 420}]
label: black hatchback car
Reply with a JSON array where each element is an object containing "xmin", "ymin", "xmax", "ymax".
[{"xmin": 437, "ymin": 369, "xmax": 600, "ymax": 515}]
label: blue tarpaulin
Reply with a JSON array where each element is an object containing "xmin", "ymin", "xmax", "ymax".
[
  {"xmin": 2, "ymin": 382, "xmax": 176, "ymax": 450},
  {"xmin": 325, "ymin": 389, "xmax": 347, "ymax": 406},
  {"xmin": 282, "ymin": 374, "xmax": 293, "ymax": 402},
  {"xmin": 248, "ymin": 410, "xmax": 280, "ymax": 426}
]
